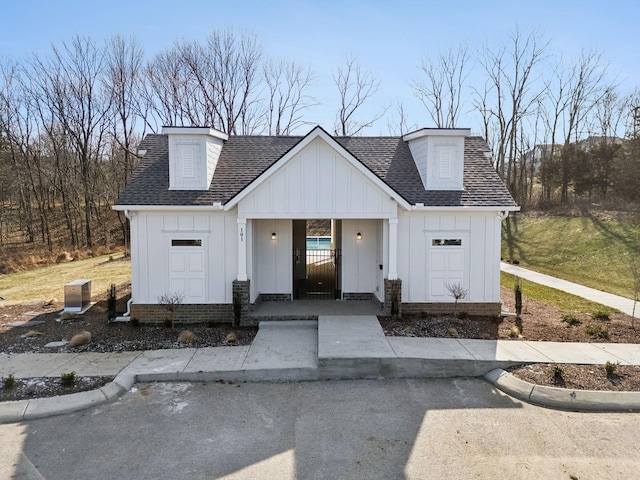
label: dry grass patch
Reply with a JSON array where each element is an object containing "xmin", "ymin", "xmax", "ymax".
[{"xmin": 0, "ymin": 253, "xmax": 130, "ymax": 305}]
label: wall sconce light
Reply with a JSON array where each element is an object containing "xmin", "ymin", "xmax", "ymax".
[
  {"xmin": 356, "ymin": 232, "xmax": 362, "ymax": 240},
  {"xmin": 271, "ymin": 232, "xmax": 277, "ymax": 240}
]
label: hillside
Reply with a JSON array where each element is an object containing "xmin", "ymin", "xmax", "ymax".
[{"xmin": 501, "ymin": 211, "xmax": 640, "ymax": 299}]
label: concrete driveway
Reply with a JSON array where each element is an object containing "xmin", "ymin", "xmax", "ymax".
[{"xmin": 2, "ymin": 378, "xmax": 639, "ymax": 479}]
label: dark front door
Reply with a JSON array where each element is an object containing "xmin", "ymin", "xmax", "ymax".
[{"xmin": 292, "ymin": 219, "xmax": 341, "ymax": 299}]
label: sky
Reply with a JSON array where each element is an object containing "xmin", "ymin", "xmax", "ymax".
[{"xmin": 0, "ymin": 0, "xmax": 638, "ymax": 136}]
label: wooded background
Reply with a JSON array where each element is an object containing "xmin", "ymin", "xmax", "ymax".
[{"xmin": 0, "ymin": 28, "xmax": 638, "ymax": 271}]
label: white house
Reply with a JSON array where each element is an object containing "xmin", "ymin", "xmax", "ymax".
[{"xmin": 113, "ymin": 125, "xmax": 519, "ymax": 323}]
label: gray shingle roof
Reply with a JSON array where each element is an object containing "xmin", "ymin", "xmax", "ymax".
[{"xmin": 116, "ymin": 131, "xmax": 517, "ymax": 208}]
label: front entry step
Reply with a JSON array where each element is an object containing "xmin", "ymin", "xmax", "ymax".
[{"xmin": 318, "ymin": 315, "xmax": 396, "ymax": 379}]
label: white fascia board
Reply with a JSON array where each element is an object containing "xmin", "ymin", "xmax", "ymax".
[
  {"xmin": 161, "ymin": 126, "xmax": 229, "ymax": 141},
  {"xmin": 112, "ymin": 204, "xmax": 225, "ymax": 212},
  {"xmin": 402, "ymin": 128, "xmax": 471, "ymax": 142},
  {"xmin": 224, "ymin": 126, "xmax": 412, "ymax": 211},
  {"xmin": 410, "ymin": 205, "xmax": 521, "ymax": 212}
]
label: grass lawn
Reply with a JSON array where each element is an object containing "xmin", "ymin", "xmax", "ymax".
[
  {"xmin": 502, "ymin": 213, "xmax": 640, "ymax": 299},
  {"xmin": 0, "ymin": 253, "xmax": 131, "ymax": 305},
  {"xmin": 501, "ymin": 271, "xmax": 617, "ymax": 314}
]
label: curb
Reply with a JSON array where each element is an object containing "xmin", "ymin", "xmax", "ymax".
[
  {"xmin": 0, "ymin": 373, "xmax": 135, "ymax": 425},
  {"xmin": 485, "ymin": 368, "xmax": 640, "ymax": 412}
]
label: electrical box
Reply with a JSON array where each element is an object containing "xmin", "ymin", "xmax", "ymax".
[{"xmin": 64, "ymin": 279, "xmax": 92, "ymax": 312}]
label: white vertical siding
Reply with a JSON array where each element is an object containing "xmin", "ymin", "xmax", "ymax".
[
  {"xmin": 398, "ymin": 211, "xmax": 501, "ymax": 303},
  {"xmin": 238, "ymin": 137, "xmax": 396, "ymax": 219},
  {"xmin": 131, "ymin": 211, "xmax": 237, "ymax": 304},
  {"xmin": 252, "ymin": 219, "xmax": 293, "ymax": 296},
  {"xmin": 342, "ymin": 219, "xmax": 380, "ymax": 294}
]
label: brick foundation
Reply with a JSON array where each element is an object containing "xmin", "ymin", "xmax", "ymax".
[
  {"xmin": 342, "ymin": 292, "xmax": 377, "ymax": 301},
  {"xmin": 130, "ymin": 303, "xmax": 233, "ymax": 324},
  {"xmin": 254, "ymin": 293, "xmax": 292, "ymax": 304},
  {"xmin": 384, "ymin": 279, "xmax": 402, "ymax": 317},
  {"xmin": 401, "ymin": 302, "xmax": 502, "ymax": 317}
]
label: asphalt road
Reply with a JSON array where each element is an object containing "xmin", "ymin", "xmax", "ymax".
[{"xmin": 2, "ymin": 378, "xmax": 639, "ymax": 479}]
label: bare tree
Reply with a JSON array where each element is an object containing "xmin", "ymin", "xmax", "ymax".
[
  {"xmin": 385, "ymin": 102, "xmax": 417, "ymax": 136},
  {"xmin": 413, "ymin": 44, "xmax": 470, "ymax": 128},
  {"xmin": 558, "ymin": 51, "xmax": 608, "ymax": 203},
  {"xmin": 263, "ymin": 59, "xmax": 317, "ymax": 135},
  {"xmin": 158, "ymin": 291, "xmax": 184, "ymax": 329},
  {"xmin": 104, "ymin": 34, "xmax": 144, "ymax": 247},
  {"xmin": 445, "ymin": 281, "xmax": 468, "ymax": 318},
  {"xmin": 475, "ymin": 27, "xmax": 548, "ymax": 202},
  {"xmin": 333, "ymin": 54, "xmax": 386, "ymax": 136},
  {"xmin": 183, "ymin": 29, "xmax": 263, "ymax": 134}
]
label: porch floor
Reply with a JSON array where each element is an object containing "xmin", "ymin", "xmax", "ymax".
[{"xmin": 251, "ymin": 299, "xmax": 382, "ymax": 318}]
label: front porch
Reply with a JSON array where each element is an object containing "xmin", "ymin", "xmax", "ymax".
[{"xmin": 250, "ymin": 298, "xmax": 382, "ymax": 322}]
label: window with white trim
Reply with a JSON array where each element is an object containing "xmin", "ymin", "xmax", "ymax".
[
  {"xmin": 171, "ymin": 239, "xmax": 202, "ymax": 247},
  {"xmin": 431, "ymin": 238, "xmax": 462, "ymax": 246}
]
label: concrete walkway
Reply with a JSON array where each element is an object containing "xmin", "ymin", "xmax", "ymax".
[
  {"xmin": 2, "ymin": 316, "xmax": 640, "ymax": 422},
  {"xmin": 501, "ymin": 262, "xmax": 638, "ymax": 316}
]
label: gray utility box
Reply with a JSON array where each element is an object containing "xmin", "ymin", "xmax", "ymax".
[{"xmin": 64, "ymin": 279, "xmax": 92, "ymax": 312}]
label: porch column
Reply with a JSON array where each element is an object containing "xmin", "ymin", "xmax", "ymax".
[
  {"xmin": 388, "ymin": 218, "xmax": 398, "ymax": 280},
  {"xmin": 237, "ymin": 218, "xmax": 247, "ymax": 281}
]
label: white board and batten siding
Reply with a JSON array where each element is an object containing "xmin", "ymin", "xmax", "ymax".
[
  {"xmin": 129, "ymin": 211, "xmax": 238, "ymax": 304},
  {"xmin": 251, "ymin": 219, "xmax": 293, "ymax": 301},
  {"xmin": 238, "ymin": 138, "xmax": 397, "ymax": 219},
  {"xmin": 397, "ymin": 211, "xmax": 502, "ymax": 303},
  {"xmin": 341, "ymin": 219, "xmax": 384, "ymax": 300}
]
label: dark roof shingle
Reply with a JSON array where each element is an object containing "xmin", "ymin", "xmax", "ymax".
[{"xmin": 116, "ymin": 132, "xmax": 517, "ymax": 208}]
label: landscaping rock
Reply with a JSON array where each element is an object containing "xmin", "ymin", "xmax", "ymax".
[
  {"xmin": 69, "ymin": 331, "xmax": 91, "ymax": 347},
  {"xmin": 177, "ymin": 330, "xmax": 197, "ymax": 344}
]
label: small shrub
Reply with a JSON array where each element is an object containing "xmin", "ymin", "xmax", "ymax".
[
  {"xmin": 233, "ymin": 291, "xmax": 242, "ymax": 327},
  {"xmin": 130, "ymin": 317, "xmax": 140, "ymax": 327},
  {"xmin": 163, "ymin": 318, "xmax": 172, "ymax": 328},
  {"xmin": 585, "ymin": 324, "xmax": 609, "ymax": 339},
  {"xmin": 561, "ymin": 314, "xmax": 581, "ymax": 326},
  {"xmin": 509, "ymin": 325, "xmax": 521, "ymax": 338},
  {"xmin": 207, "ymin": 320, "xmax": 216, "ymax": 328},
  {"xmin": 3, "ymin": 373, "xmax": 15, "ymax": 389},
  {"xmin": 604, "ymin": 360, "xmax": 620, "ymax": 376},
  {"xmin": 592, "ymin": 311, "xmax": 610, "ymax": 322},
  {"xmin": 158, "ymin": 291, "xmax": 184, "ymax": 329},
  {"xmin": 107, "ymin": 283, "xmax": 117, "ymax": 322},
  {"xmin": 550, "ymin": 363, "xmax": 564, "ymax": 380},
  {"xmin": 514, "ymin": 277, "xmax": 522, "ymax": 317},
  {"xmin": 457, "ymin": 311, "xmax": 468, "ymax": 319},
  {"xmin": 512, "ymin": 259, "xmax": 520, "ymax": 265},
  {"xmin": 61, "ymin": 371, "xmax": 76, "ymax": 387}
]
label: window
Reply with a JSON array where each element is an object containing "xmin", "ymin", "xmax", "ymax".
[
  {"xmin": 432, "ymin": 239, "xmax": 462, "ymax": 246},
  {"xmin": 172, "ymin": 239, "xmax": 202, "ymax": 247}
]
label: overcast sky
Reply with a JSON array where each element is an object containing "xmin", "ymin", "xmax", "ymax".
[{"xmin": 1, "ymin": 0, "xmax": 638, "ymax": 135}]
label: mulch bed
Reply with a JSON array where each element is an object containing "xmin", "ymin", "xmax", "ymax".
[{"xmin": 0, "ymin": 376, "xmax": 114, "ymax": 402}]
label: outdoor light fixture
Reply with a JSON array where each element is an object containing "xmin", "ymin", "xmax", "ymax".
[
  {"xmin": 271, "ymin": 232, "xmax": 277, "ymax": 240},
  {"xmin": 356, "ymin": 232, "xmax": 362, "ymax": 240}
]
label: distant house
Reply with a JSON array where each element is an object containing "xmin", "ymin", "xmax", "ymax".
[
  {"xmin": 113, "ymin": 126, "xmax": 519, "ymax": 323},
  {"xmin": 522, "ymin": 144, "xmax": 562, "ymax": 174},
  {"xmin": 576, "ymin": 136, "xmax": 623, "ymax": 151}
]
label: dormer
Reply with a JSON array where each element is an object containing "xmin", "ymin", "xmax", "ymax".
[
  {"xmin": 403, "ymin": 128, "xmax": 469, "ymax": 191},
  {"xmin": 163, "ymin": 127, "xmax": 228, "ymax": 190}
]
